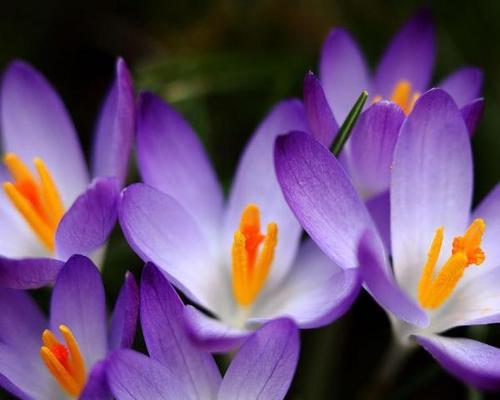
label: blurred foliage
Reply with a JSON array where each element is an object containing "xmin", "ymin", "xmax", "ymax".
[{"xmin": 1, "ymin": 0, "xmax": 500, "ymax": 398}]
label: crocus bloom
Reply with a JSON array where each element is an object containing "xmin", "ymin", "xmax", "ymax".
[
  {"xmin": 0, "ymin": 255, "xmax": 139, "ymax": 399},
  {"xmin": 106, "ymin": 264, "xmax": 299, "ymax": 400},
  {"xmin": 0, "ymin": 59, "xmax": 135, "ymax": 288},
  {"xmin": 275, "ymin": 89, "xmax": 500, "ymax": 390},
  {"xmin": 119, "ymin": 93, "xmax": 360, "ymax": 352}
]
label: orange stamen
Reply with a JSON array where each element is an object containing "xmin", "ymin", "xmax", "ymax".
[
  {"xmin": 418, "ymin": 219, "xmax": 486, "ymax": 309},
  {"xmin": 231, "ymin": 204, "xmax": 278, "ymax": 307},
  {"xmin": 389, "ymin": 80, "xmax": 420, "ymax": 115}
]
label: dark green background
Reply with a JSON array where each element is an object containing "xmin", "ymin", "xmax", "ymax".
[{"xmin": 1, "ymin": 1, "xmax": 499, "ymax": 399}]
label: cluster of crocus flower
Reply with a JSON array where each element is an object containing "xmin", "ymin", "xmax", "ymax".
[{"xmin": 0, "ymin": 8, "xmax": 498, "ymax": 400}]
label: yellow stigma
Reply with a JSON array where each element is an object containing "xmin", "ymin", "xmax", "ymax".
[
  {"xmin": 40, "ymin": 325, "xmax": 86, "ymax": 397},
  {"xmin": 231, "ymin": 204, "xmax": 278, "ymax": 307},
  {"xmin": 2, "ymin": 153, "xmax": 65, "ymax": 252},
  {"xmin": 373, "ymin": 80, "xmax": 420, "ymax": 115},
  {"xmin": 417, "ymin": 219, "xmax": 486, "ymax": 309}
]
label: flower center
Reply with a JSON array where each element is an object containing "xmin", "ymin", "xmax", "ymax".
[
  {"xmin": 372, "ymin": 80, "xmax": 420, "ymax": 115},
  {"xmin": 231, "ymin": 204, "xmax": 278, "ymax": 307},
  {"xmin": 40, "ymin": 325, "xmax": 86, "ymax": 397},
  {"xmin": 2, "ymin": 153, "xmax": 65, "ymax": 252},
  {"xmin": 417, "ymin": 218, "xmax": 486, "ymax": 309}
]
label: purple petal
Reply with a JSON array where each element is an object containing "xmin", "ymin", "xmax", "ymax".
[
  {"xmin": 0, "ymin": 257, "xmax": 64, "ymax": 289},
  {"xmin": 347, "ymin": 101, "xmax": 404, "ymax": 198},
  {"xmin": 1, "ymin": 60, "xmax": 88, "ymax": 205},
  {"xmin": 106, "ymin": 349, "xmax": 189, "ymax": 400},
  {"xmin": 108, "ymin": 272, "xmax": 139, "ymax": 351},
  {"xmin": 140, "ymin": 264, "xmax": 221, "ymax": 398},
  {"xmin": 184, "ymin": 305, "xmax": 251, "ymax": 353},
  {"xmin": 303, "ymin": 71, "xmax": 338, "ymax": 146},
  {"xmin": 461, "ymin": 98, "xmax": 484, "ymax": 135},
  {"xmin": 358, "ymin": 230, "xmax": 429, "ymax": 327},
  {"xmin": 416, "ymin": 335, "xmax": 500, "ymax": 390},
  {"xmin": 80, "ymin": 360, "xmax": 112, "ymax": 400},
  {"xmin": 55, "ymin": 177, "xmax": 119, "ymax": 260},
  {"xmin": 438, "ymin": 67, "xmax": 483, "ymax": 108},
  {"xmin": 274, "ymin": 130, "xmax": 377, "ymax": 269},
  {"xmin": 50, "ymin": 255, "xmax": 107, "ymax": 369},
  {"xmin": 225, "ymin": 99, "xmax": 309, "ymax": 288},
  {"xmin": 319, "ymin": 28, "xmax": 371, "ymax": 123},
  {"xmin": 374, "ymin": 10, "xmax": 435, "ymax": 97},
  {"xmin": 136, "ymin": 92, "xmax": 223, "ymax": 242},
  {"xmin": 253, "ymin": 239, "xmax": 361, "ymax": 328},
  {"xmin": 91, "ymin": 58, "xmax": 135, "ymax": 186},
  {"xmin": 391, "ymin": 89, "xmax": 472, "ymax": 297},
  {"xmin": 365, "ymin": 190, "xmax": 391, "ymax": 254},
  {"xmin": 119, "ymin": 183, "xmax": 221, "ymax": 310},
  {"xmin": 218, "ymin": 319, "xmax": 299, "ymax": 400}
]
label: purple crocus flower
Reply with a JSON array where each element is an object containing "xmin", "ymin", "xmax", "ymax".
[
  {"xmin": 118, "ymin": 92, "xmax": 360, "ymax": 352},
  {"xmin": 0, "ymin": 255, "xmax": 139, "ymax": 399},
  {"xmin": 0, "ymin": 59, "xmax": 135, "ymax": 288},
  {"xmin": 106, "ymin": 264, "xmax": 299, "ymax": 400},
  {"xmin": 275, "ymin": 89, "xmax": 500, "ymax": 390}
]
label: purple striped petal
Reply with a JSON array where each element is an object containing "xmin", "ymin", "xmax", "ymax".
[
  {"xmin": 303, "ymin": 71, "xmax": 338, "ymax": 146},
  {"xmin": 225, "ymin": 100, "xmax": 309, "ymax": 288},
  {"xmin": 218, "ymin": 319, "xmax": 299, "ymax": 400},
  {"xmin": 55, "ymin": 177, "xmax": 119, "ymax": 260},
  {"xmin": 1, "ymin": 60, "xmax": 88, "ymax": 206},
  {"xmin": 391, "ymin": 89, "xmax": 472, "ymax": 297},
  {"xmin": 365, "ymin": 191, "xmax": 391, "ymax": 254},
  {"xmin": 108, "ymin": 272, "xmax": 139, "ymax": 350},
  {"xmin": 416, "ymin": 335, "xmax": 500, "ymax": 390},
  {"xmin": 0, "ymin": 257, "xmax": 64, "ymax": 289},
  {"xmin": 50, "ymin": 255, "xmax": 107, "ymax": 369},
  {"xmin": 80, "ymin": 360, "xmax": 112, "ymax": 400},
  {"xmin": 374, "ymin": 10, "xmax": 435, "ymax": 97},
  {"xmin": 274, "ymin": 130, "xmax": 377, "ymax": 269},
  {"xmin": 438, "ymin": 67, "xmax": 483, "ymax": 108},
  {"xmin": 319, "ymin": 28, "xmax": 370, "ymax": 124},
  {"xmin": 92, "ymin": 58, "xmax": 135, "ymax": 186},
  {"xmin": 461, "ymin": 98, "xmax": 484, "ymax": 135},
  {"xmin": 136, "ymin": 92, "xmax": 223, "ymax": 241},
  {"xmin": 140, "ymin": 263, "xmax": 221, "ymax": 398}
]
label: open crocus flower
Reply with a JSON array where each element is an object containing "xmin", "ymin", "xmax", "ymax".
[
  {"xmin": 119, "ymin": 92, "xmax": 360, "ymax": 352},
  {"xmin": 106, "ymin": 264, "xmax": 299, "ymax": 400},
  {"xmin": 275, "ymin": 89, "xmax": 500, "ymax": 390},
  {"xmin": 0, "ymin": 59, "xmax": 135, "ymax": 288},
  {"xmin": 0, "ymin": 255, "xmax": 139, "ymax": 399}
]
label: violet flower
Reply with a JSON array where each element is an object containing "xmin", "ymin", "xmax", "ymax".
[
  {"xmin": 118, "ymin": 93, "xmax": 360, "ymax": 352},
  {"xmin": 0, "ymin": 255, "xmax": 139, "ymax": 399},
  {"xmin": 106, "ymin": 264, "xmax": 299, "ymax": 400},
  {"xmin": 275, "ymin": 89, "xmax": 500, "ymax": 390},
  {"xmin": 0, "ymin": 59, "xmax": 135, "ymax": 288}
]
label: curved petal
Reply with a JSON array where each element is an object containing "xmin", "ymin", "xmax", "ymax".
[
  {"xmin": 274, "ymin": 130, "xmax": 377, "ymax": 269},
  {"xmin": 416, "ymin": 335, "xmax": 500, "ymax": 390},
  {"xmin": 391, "ymin": 89, "xmax": 473, "ymax": 297},
  {"xmin": 136, "ymin": 92, "xmax": 223, "ymax": 243},
  {"xmin": 358, "ymin": 231, "xmax": 428, "ymax": 327},
  {"xmin": 303, "ymin": 71, "xmax": 338, "ymax": 146},
  {"xmin": 438, "ymin": 67, "xmax": 483, "ymax": 108},
  {"xmin": 140, "ymin": 264, "xmax": 221, "ymax": 398},
  {"xmin": 119, "ymin": 183, "xmax": 222, "ymax": 310},
  {"xmin": 108, "ymin": 272, "xmax": 139, "ymax": 351},
  {"xmin": 91, "ymin": 58, "xmax": 135, "ymax": 186},
  {"xmin": 461, "ymin": 98, "xmax": 484, "ymax": 136},
  {"xmin": 50, "ymin": 255, "xmax": 107, "ymax": 369},
  {"xmin": 0, "ymin": 257, "xmax": 64, "ymax": 289},
  {"xmin": 55, "ymin": 177, "xmax": 119, "ymax": 260},
  {"xmin": 106, "ymin": 350, "xmax": 190, "ymax": 400},
  {"xmin": 374, "ymin": 10, "xmax": 435, "ymax": 97},
  {"xmin": 365, "ymin": 190, "xmax": 391, "ymax": 254},
  {"xmin": 347, "ymin": 101, "xmax": 404, "ymax": 198},
  {"xmin": 80, "ymin": 360, "xmax": 112, "ymax": 400},
  {"xmin": 253, "ymin": 239, "xmax": 361, "ymax": 328},
  {"xmin": 184, "ymin": 306, "xmax": 251, "ymax": 353},
  {"xmin": 218, "ymin": 319, "xmax": 299, "ymax": 400},
  {"xmin": 319, "ymin": 28, "xmax": 370, "ymax": 123},
  {"xmin": 1, "ymin": 60, "xmax": 88, "ymax": 205},
  {"xmin": 225, "ymin": 100, "xmax": 309, "ymax": 288}
]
